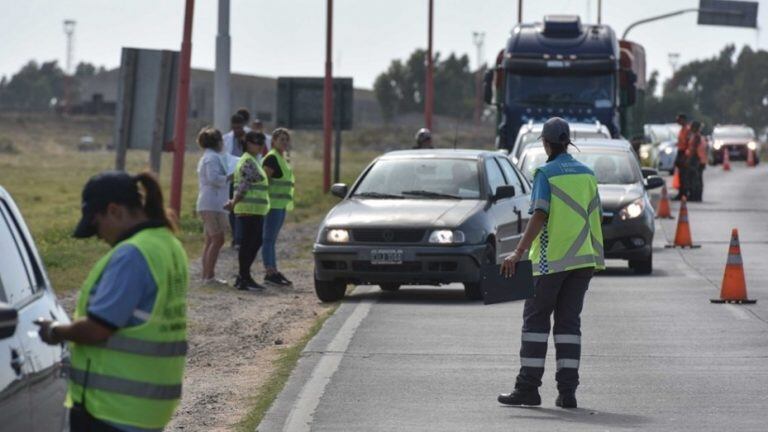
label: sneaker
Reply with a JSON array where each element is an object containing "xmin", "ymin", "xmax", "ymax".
[
  {"xmin": 555, "ymin": 393, "xmax": 577, "ymax": 409},
  {"xmin": 277, "ymin": 272, "xmax": 293, "ymax": 286},
  {"xmin": 235, "ymin": 276, "xmax": 266, "ymax": 291},
  {"xmin": 497, "ymin": 389, "xmax": 541, "ymax": 406},
  {"xmin": 265, "ymin": 273, "xmax": 291, "ymax": 287},
  {"xmin": 202, "ymin": 277, "xmax": 228, "ymax": 286}
]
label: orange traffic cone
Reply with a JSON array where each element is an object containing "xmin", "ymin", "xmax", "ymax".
[
  {"xmin": 672, "ymin": 167, "xmax": 681, "ymax": 190},
  {"xmin": 655, "ymin": 185, "xmax": 674, "ymax": 219},
  {"xmin": 747, "ymin": 149, "xmax": 756, "ymax": 167},
  {"xmin": 665, "ymin": 196, "xmax": 700, "ymax": 248},
  {"xmin": 711, "ymin": 229, "xmax": 756, "ymax": 304},
  {"xmin": 722, "ymin": 149, "xmax": 731, "ymax": 171}
]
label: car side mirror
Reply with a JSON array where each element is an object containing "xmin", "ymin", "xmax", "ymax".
[
  {"xmin": 641, "ymin": 168, "xmax": 659, "ymax": 178},
  {"xmin": 493, "ymin": 185, "xmax": 516, "ymax": 202},
  {"xmin": 644, "ymin": 176, "xmax": 665, "ymax": 190},
  {"xmin": 0, "ymin": 302, "xmax": 18, "ymax": 340},
  {"xmin": 330, "ymin": 183, "xmax": 348, "ymax": 199}
]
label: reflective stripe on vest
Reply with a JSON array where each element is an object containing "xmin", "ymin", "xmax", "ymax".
[
  {"xmin": 265, "ymin": 149, "xmax": 295, "ymax": 211},
  {"xmin": 68, "ymin": 367, "xmax": 182, "ymax": 400},
  {"xmin": 99, "ymin": 335, "xmax": 188, "ymax": 357},
  {"xmin": 234, "ymin": 153, "xmax": 270, "ymax": 215},
  {"xmin": 544, "ymin": 185, "xmax": 605, "ymax": 273}
]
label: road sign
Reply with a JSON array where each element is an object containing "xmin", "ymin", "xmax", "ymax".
[
  {"xmin": 276, "ymin": 77, "xmax": 353, "ymax": 130},
  {"xmin": 698, "ymin": 0, "xmax": 758, "ymax": 28}
]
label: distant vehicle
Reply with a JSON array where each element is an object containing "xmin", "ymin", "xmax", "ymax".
[
  {"xmin": 313, "ymin": 149, "xmax": 532, "ymax": 302},
  {"xmin": 483, "ymin": 15, "xmax": 646, "ymax": 150},
  {"xmin": 656, "ymin": 140, "xmax": 678, "ymax": 174},
  {"xmin": 639, "ymin": 123, "xmax": 680, "ymax": 171},
  {"xmin": 709, "ymin": 125, "xmax": 760, "ymax": 165},
  {"xmin": 0, "ymin": 185, "xmax": 70, "ymax": 431},
  {"xmin": 510, "ymin": 121, "xmax": 611, "ymax": 164},
  {"xmin": 517, "ymin": 139, "xmax": 664, "ymax": 274}
]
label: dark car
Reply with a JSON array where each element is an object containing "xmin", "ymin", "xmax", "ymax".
[
  {"xmin": 313, "ymin": 150, "xmax": 532, "ymax": 302},
  {"xmin": 0, "ymin": 185, "xmax": 70, "ymax": 431},
  {"xmin": 518, "ymin": 139, "xmax": 664, "ymax": 274},
  {"xmin": 709, "ymin": 124, "xmax": 760, "ymax": 165}
]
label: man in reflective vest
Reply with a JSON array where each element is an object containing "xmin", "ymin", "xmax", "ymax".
[
  {"xmin": 498, "ymin": 117, "xmax": 604, "ymax": 409},
  {"xmin": 36, "ymin": 171, "xmax": 188, "ymax": 431}
]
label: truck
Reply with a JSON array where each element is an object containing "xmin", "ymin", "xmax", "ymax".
[{"xmin": 484, "ymin": 15, "xmax": 646, "ymax": 151}]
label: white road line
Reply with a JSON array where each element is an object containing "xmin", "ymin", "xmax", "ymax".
[
  {"xmin": 282, "ymin": 291, "xmax": 375, "ymax": 432},
  {"xmin": 724, "ymin": 304, "xmax": 751, "ymax": 321}
]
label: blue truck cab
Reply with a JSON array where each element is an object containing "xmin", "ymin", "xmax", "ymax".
[{"xmin": 485, "ymin": 15, "xmax": 634, "ymax": 151}]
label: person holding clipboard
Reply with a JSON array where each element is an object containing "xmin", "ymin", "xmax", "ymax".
[{"xmin": 498, "ymin": 117, "xmax": 605, "ymax": 409}]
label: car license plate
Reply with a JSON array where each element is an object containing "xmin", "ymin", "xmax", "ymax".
[{"xmin": 370, "ymin": 249, "xmax": 403, "ymax": 265}]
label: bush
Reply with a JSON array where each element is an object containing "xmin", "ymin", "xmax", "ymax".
[{"xmin": 0, "ymin": 137, "xmax": 18, "ymax": 154}]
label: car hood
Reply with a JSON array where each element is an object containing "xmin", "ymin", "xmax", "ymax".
[
  {"xmin": 323, "ymin": 198, "xmax": 483, "ymax": 228},
  {"xmin": 598, "ymin": 183, "xmax": 644, "ymax": 212},
  {"xmin": 716, "ymin": 138, "xmax": 750, "ymax": 146}
]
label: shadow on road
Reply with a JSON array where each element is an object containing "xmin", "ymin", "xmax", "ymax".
[
  {"xmin": 502, "ymin": 406, "xmax": 650, "ymax": 428},
  {"xmin": 345, "ymin": 287, "xmax": 479, "ymax": 305}
]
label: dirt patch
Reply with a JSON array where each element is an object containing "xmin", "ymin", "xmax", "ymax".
[{"xmin": 59, "ymin": 219, "xmax": 333, "ymax": 431}]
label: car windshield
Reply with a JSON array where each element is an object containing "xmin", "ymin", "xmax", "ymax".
[
  {"xmin": 507, "ymin": 73, "xmax": 614, "ymax": 107},
  {"xmin": 521, "ymin": 148, "xmax": 642, "ymax": 185},
  {"xmin": 516, "ymin": 129, "xmax": 609, "ymax": 160},
  {"xmin": 713, "ymin": 127, "xmax": 755, "ymax": 140},
  {"xmin": 353, "ymin": 158, "xmax": 481, "ymax": 199},
  {"xmin": 648, "ymin": 124, "xmax": 680, "ymax": 142}
]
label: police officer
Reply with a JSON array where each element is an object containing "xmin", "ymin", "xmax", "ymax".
[
  {"xmin": 35, "ymin": 171, "xmax": 189, "ymax": 431},
  {"xmin": 413, "ymin": 128, "xmax": 434, "ymax": 149},
  {"xmin": 498, "ymin": 117, "xmax": 604, "ymax": 409}
]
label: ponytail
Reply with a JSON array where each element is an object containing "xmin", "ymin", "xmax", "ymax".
[
  {"xmin": 546, "ymin": 141, "xmax": 568, "ymax": 162},
  {"xmin": 133, "ymin": 172, "xmax": 179, "ymax": 234}
]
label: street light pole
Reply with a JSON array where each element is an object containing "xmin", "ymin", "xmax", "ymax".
[
  {"xmin": 169, "ymin": 0, "xmax": 195, "ymax": 216},
  {"xmin": 425, "ymin": 0, "xmax": 434, "ymax": 130},
  {"xmin": 323, "ymin": 0, "xmax": 333, "ymax": 192},
  {"xmin": 214, "ymin": 0, "xmax": 231, "ymax": 132}
]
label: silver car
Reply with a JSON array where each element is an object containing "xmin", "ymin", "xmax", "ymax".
[{"xmin": 510, "ymin": 120, "xmax": 611, "ymax": 165}]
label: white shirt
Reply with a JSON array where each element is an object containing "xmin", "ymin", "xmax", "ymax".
[{"xmin": 196, "ymin": 149, "xmax": 230, "ymax": 213}]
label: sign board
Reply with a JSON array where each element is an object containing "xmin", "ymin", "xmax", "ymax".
[
  {"xmin": 276, "ymin": 77, "xmax": 353, "ymax": 130},
  {"xmin": 114, "ymin": 48, "xmax": 179, "ymax": 172},
  {"xmin": 698, "ymin": 0, "xmax": 758, "ymax": 28}
]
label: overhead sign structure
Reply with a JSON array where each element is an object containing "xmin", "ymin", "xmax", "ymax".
[
  {"xmin": 276, "ymin": 77, "xmax": 353, "ymax": 130},
  {"xmin": 698, "ymin": 0, "xmax": 758, "ymax": 28}
]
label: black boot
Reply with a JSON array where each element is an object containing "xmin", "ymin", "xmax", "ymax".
[
  {"xmin": 555, "ymin": 392, "xmax": 577, "ymax": 409},
  {"xmin": 497, "ymin": 388, "xmax": 541, "ymax": 406}
]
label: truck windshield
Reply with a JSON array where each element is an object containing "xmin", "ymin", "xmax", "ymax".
[{"xmin": 507, "ymin": 73, "xmax": 614, "ymax": 108}]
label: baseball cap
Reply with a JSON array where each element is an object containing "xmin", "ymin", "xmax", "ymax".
[
  {"xmin": 538, "ymin": 117, "xmax": 571, "ymax": 146},
  {"xmin": 73, "ymin": 171, "xmax": 142, "ymax": 238}
]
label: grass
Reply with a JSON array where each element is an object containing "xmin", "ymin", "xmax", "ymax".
[{"xmin": 234, "ymin": 305, "xmax": 338, "ymax": 432}]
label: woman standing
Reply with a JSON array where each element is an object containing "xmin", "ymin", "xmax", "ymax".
[
  {"xmin": 225, "ymin": 131, "xmax": 270, "ymax": 291},
  {"xmin": 261, "ymin": 128, "xmax": 295, "ymax": 286},
  {"xmin": 196, "ymin": 127, "xmax": 230, "ymax": 284}
]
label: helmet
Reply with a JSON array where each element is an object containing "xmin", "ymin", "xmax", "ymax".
[{"xmin": 415, "ymin": 128, "xmax": 432, "ymax": 145}]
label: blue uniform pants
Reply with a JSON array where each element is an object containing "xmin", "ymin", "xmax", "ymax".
[
  {"xmin": 262, "ymin": 208, "xmax": 286, "ymax": 269},
  {"xmin": 515, "ymin": 267, "xmax": 593, "ymax": 393}
]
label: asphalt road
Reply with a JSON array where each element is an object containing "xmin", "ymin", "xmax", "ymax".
[{"xmin": 259, "ymin": 162, "xmax": 768, "ymax": 432}]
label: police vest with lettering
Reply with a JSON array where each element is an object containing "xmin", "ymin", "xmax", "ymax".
[
  {"xmin": 264, "ymin": 149, "xmax": 295, "ymax": 211},
  {"xmin": 67, "ymin": 227, "xmax": 189, "ymax": 430},
  {"xmin": 234, "ymin": 153, "xmax": 270, "ymax": 216},
  {"xmin": 529, "ymin": 161, "xmax": 605, "ymax": 276}
]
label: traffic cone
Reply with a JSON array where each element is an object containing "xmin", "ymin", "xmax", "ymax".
[
  {"xmin": 722, "ymin": 149, "xmax": 731, "ymax": 171},
  {"xmin": 747, "ymin": 149, "xmax": 756, "ymax": 167},
  {"xmin": 672, "ymin": 167, "xmax": 681, "ymax": 190},
  {"xmin": 655, "ymin": 185, "xmax": 674, "ymax": 219},
  {"xmin": 711, "ymin": 229, "xmax": 756, "ymax": 304},
  {"xmin": 665, "ymin": 196, "xmax": 700, "ymax": 248}
]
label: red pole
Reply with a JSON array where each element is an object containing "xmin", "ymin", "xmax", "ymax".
[
  {"xmin": 170, "ymin": 0, "xmax": 195, "ymax": 216},
  {"xmin": 425, "ymin": 0, "xmax": 434, "ymax": 130},
  {"xmin": 323, "ymin": 0, "xmax": 334, "ymax": 193}
]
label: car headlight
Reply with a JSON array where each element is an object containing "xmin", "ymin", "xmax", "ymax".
[
  {"xmin": 618, "ymin": 198, "xmax": 645, "ymax": 221},
  {"xmin": 326, "ymin": 229, "xmax": 350, "ymax": 243},
  {"xmin": 428, "ymin": 230, "xmax": 466, "ymax": 244},
  {"xmin": 713, "ymin": 140, "xmax": 724, "ymax": 150},
  {"xmin": 663, "ymin": 147, "xmax": 673, "ymax": 155},
  {"xmin": 640, "ymin": 150, "xmax": 650, "ymax": 159},
  {"xmin": 748, "ymin": 141, "xmax": 758, "ymax": 151}
]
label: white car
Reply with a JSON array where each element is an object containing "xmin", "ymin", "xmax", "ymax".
[{"xmin": 510, "ymin": 121, "xmax": 611, "ymax": 165}]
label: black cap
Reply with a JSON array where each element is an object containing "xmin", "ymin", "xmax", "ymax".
[
  {"xmin": 73, "ymin": 171, "xmax": 142, "ymax": 238},
  {"xmin": 538, "ymin": 117, "xmax": 571, "ymax": 146}
]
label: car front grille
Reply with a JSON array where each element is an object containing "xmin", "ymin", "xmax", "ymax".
[
  {"xmin": 351, "ymin": 261, "xmax": 423, "ymax": 272},
  {"xmin": 351, "ymin": 229, "xmax": 426, "ymax": 243}
]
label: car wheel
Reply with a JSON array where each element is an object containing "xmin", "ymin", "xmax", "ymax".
[
  {"xmin": 629, "ymin": 252, "xmax": 652, "ymax": 275},
  {"xmin": 314, "ymin": 277, "xmax": 346, "ymax": 302},
  {"xmin": 464, "ymin": 242, "xmax": 495, "ymax": 300},
  {"xmin": 379, "ymin": 283, "xmax": 401, "ymax": 292}
]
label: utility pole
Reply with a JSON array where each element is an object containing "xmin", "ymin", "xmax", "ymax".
[
  {"xmin": 323, "ymin": 0, "xmax": 333, "ymax": 192},
  {"xmin": 63, "ymin": 20, "xmax": 76, "ymax": 114},
  {"xmin": 472, "ymin": 31, "xmax": 485, "ymax": 126},
  {"xmin": 597, "ymin": 0, "xmax": 602, "ymax": 24},
  {"xmin": 425, "ymin": 0, "xmax": 434, "ymax": 130},
  {"xmin": 169, "ymin": 0, "xmax": 195, "ymax": 216},
  {"xmin": 214, "ymin": 0, "xmax": 231, "ymax": 132},
  {"xmin": 668, "ymin": 52, "xmax": 680, "ymax": 74},
  {"xmin": 518, "ymin": 0, "xmax": 523, "ymax": 24}
]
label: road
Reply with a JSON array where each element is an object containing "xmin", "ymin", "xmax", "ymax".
[{"xmin": 259, "ymin": 162, "xmax": 768, "ymax": 432}]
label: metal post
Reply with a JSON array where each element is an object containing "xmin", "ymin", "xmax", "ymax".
[
  {"xmin": 214, "ymin": 0, "xmax": 231, "ymax": 132},
  {"xmin": 597, "ymin": 0, "xmax": 602, "ymax": 24},
  {"xmin": 425, "ymin": 0, "xmax": 434, "ymax": 130},
  {"xmin": 518, "ymin": 0, "xmax": 523, "ymax": 24},
  {"xmin": 323, "ymin": 0, "xmax": 333, "ymax": 193},
  {"xmin": 169, "ymin": 0, "xmax": 195, "ymax": 216}
]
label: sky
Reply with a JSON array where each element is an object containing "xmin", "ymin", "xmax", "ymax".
[{"xmin": 0, "ymin": 0, "xmax": 764, "ymax": 90}]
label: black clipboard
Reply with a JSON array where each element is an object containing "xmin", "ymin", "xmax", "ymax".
[{"xmin": 481, "ymin": 260, "xmax": 535, "ymax": 305}]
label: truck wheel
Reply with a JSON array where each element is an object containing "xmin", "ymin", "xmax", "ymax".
[
  {"xmin": 314, "ymin": 277, "xmax": 346, "ymax": 302},
  {"xmin": 464, "ymin": 242, "xmax": 495, "ymax": 300},
  {"xmin": 629, "ymin": 252, "xmax": 653, "ymax": 275},
  {"xmin": 379, "ymin": 283, "xmax": 401, "ymax": 292}
]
